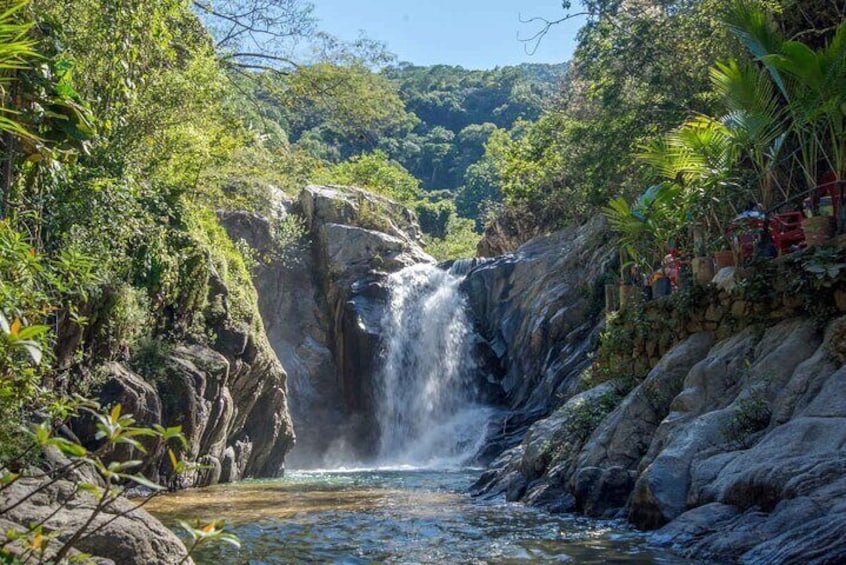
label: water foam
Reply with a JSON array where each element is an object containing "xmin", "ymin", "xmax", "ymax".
[{"xmin": 374, "ymin": 262, "xmax": 492, "ymax": 468}]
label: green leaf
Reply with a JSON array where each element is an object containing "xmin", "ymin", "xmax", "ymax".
[
  {"xmin": 178, "ymin": 520, "xmax": 201, "ymax": 542},
  {"xmin": 49, "ymin": 437, "xmax": 87, "ymax": 457},
  {"xmin": 17, "ymin": 324, "xmax": 49, "ymax": 340},
  {"xmin": 114, "ymin": 436, "xmax": 145, "ymax": 452},
  {"xmin": 125, "ymin": 474, "xmax": 165, "ymax": 491},
  {"xmin": 21, "ymin": 341, "xmax": 42, "ymax": 365},
  {"xmin": 78, "ymin": 482, "xmax": 102, "ymax": 496},
  {"xmin": 123, "ymin": 428, "xmax": 159, "ymax": 438},
  {"xmin": 217, "ymin": 533, "xmax": 242, "ymax": 549}
]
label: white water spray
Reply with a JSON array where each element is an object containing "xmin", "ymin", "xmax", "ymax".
[{"xmin": 375, "ymin": 262, "xmax": 493, "ymax": 468}]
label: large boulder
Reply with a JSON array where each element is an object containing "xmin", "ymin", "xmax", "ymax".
[
  {"xmin": 472, "ymin": 381, "xmax": 620, "ymax": 512},
  {"xmin": 616, "ymin": 317, "xmax": 846, "ymax": 563},
  {"xmin": 573, "ymin": 332, "xmax": 716, "ymax": 517},
  {"xmin": 320, "ymin": 223, "xmax": 430, "ymax": 276},
  {"xmin": 80, "ymin": 245, "xmax": 295, "ymax": 487},
  {"xmin": 630, "ymin": 319, "xmax": 821, "ymax": 529},
  {"xmin": 1, "ymin": 479, "xmax": 193, "ymax": 565},
  {"xmin": 299, "ymin": 184, "xmax": 425, "ymax": 247},
  {"xmin": 78, "ymin": 363, "xmax": 165, "ymax": 480}
]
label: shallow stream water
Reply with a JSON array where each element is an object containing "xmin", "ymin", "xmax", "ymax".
[{"xmin": 147, "ymin": 469, "xmax": 684, "ymax": 564}]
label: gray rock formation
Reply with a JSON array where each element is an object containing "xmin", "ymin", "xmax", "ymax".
[
  {"xmin": 465, "ymin": 216, "xmax": 846, "ymax": 562},
  {"xmin": 1, "ymin": 478, "xmax": 193, "ymax": 565},
  {"xmin": 223, "ymin": 185, "xmax": 434, "ymax": 465},
  {"xmin": 471, "ymin": 291, "xmax": 846, "ymax": 563},
  {"xmin": 638, "ymin": 318, "xmax": 846, "ymax": 563},
  {"xmin": 575, "ymin": 331, "xmax": 716, "ymax": 517},
  {"xmin": 221, "ymin": 200, "xmax": 341, "ymax": 469},
  {"xmin": 81, "ymin": 230, "xmax": 295, "ymax": 486},
  {"xmin": 463, "ymin": 216, "xmax": 613, "ymax": 456},
  {"xmin": 85, "ymin": 339, "xmax": 293, "ymax": 488},
  {"xmin": 473, "ymin": 381, "xmax": 621, "ymax": 511}
]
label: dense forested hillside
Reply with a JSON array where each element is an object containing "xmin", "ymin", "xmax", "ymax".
[
  {"xmin": 382, "ymin": 63, "xmax": 566, "ymax": 190},
  {"xmin": 249, "ymin": 61, "xmax": 567, "ymax": 245}
]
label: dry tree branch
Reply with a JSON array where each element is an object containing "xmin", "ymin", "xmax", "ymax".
[{"xmin": 518, "ymin": 12, "xmax": 591, "ymax": 55}]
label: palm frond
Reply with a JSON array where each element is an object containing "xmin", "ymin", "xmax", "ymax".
[{"xmin": 725, "ymin": 0, "xmax": 788, "ymax": 100}]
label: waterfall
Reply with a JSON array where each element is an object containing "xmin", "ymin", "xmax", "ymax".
[{"xmin": 375, "ymin": 262, "xmax": 493, "ymax": 467}]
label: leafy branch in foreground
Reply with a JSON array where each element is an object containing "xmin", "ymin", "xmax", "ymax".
[
  {"xmin": 178, "ymin": 519, "xmax": 241, "ymax": 565},
  {"xmin": 0, "ymin": 378, "xmax": 240, "ymax": 563}
]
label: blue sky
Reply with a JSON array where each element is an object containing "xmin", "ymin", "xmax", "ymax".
[{"xmin": 311, "ymin": 1, "xmax": 585, "ymax": 69}]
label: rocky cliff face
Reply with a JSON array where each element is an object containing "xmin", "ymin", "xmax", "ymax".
[
  {"xmin": 224, "ymin": 185, "xmax": 433, "ymax": 466},
  {"xmin": 462, "ymin": 216, "xmax": 614, "ymax": 458},
  {"xmin": 221, "ymin": 199, "xmax": 341, "ymax": 469},
  {"xmin": 81, "ymin": 234, "xmax": 295, "ymax": 487},
  {"xmin": 468, "ymin": 228, "xmax": 846, "ymax": 563},
  {"xmin": 300, "ymin": 185, "xmax": 435, "ymax": 461}
]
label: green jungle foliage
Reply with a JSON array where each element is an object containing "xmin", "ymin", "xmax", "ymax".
[
  {"xmin": 241, "ymin": 59, "xmax": 567, "ymax": 248},
  {"xmin": 0, "ymin": 0, "xmax": 265, "ymax": 461},
  {"xmin": 601, "ymin": 0, "xmax": 846, "ymax": 270}
]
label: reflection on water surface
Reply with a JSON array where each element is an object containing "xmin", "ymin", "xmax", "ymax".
[{"xmin": 147, "ymin": 469, "xmax": 684, "ymax": 564}]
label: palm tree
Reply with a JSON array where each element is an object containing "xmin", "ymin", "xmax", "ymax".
[
  {"xmin": 710, "ymin": 59, "xmax": 788, "ymax": 208},
  {"xmin": 604, "ymin": 181, "xmax": 688, "ymax": 274},
  {"xmin": 637, "ymin": 114, "xmax": 741, "ymax": 241},
  {"xmin": 727, "ymin": 0, "xmax": 846, "ymax": 194}
]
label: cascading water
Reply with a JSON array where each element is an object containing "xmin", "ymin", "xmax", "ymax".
[{"xmin": 375, "ymin": 261, "xmax": 494, "ymax": 467}]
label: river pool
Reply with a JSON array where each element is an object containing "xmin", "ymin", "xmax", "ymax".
[{"xmin": 147, "ymin": 468, "xmax": 685, "ymax": 564}]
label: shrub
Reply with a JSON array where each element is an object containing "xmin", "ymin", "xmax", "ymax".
[
  {"xmin": 414, "ymin": 198, "xmax": 455, "ymax": 238},
  {"xmin": 424, "ymin": 216, "xmax": 480, "ymax": 261}
]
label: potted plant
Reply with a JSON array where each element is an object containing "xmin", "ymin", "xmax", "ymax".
[
  {"xmin": 803, "ymin": 213, "xmax": 835, "ymax": 246},
  {"xmin": 711, "ymin": 236, "xmax": 735, "ymax": 269},
  {"xmin": 687, "ymin": 223, "xmax": 713, "ymax": 284},
  {"xmin": 649, "ymin": 263, "xmax": 672, "ymax": 298},
  {"xmin": 692, "ymin": 255, "xmax": 715, "ymax": 285},
  {"xmin": 729, "ymin": 6, "xmax": 846, "ymax": 238},
  {"xmin": 618, "ymin": 257, "xmax": 643, "ymax": 309}
]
